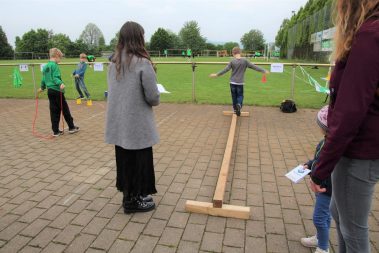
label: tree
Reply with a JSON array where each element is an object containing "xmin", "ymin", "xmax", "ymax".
[
  {"xmin": 0, "ymin": 26, "xmax": 13, "ymax": 58},
  {"xmin": 223, "ymin": 42, "xmax": 240, "ymax": 52},
  {"xmin": 240, "ymin": 29, "xmax": 265, "ymax": 51},
  {"xmin": 48, "ymin": 33, "xmax": 71, "ymax": 54},
  {"xmin": 166, "ymin": 30, "xmax": 181, "ymax": 49},
  {"xmin": 66, "ymin": 39, "xmax": 89, "ymax": 57},
  {"xmin": 150, "ymin": 28, "xmax": 172, "ymax": 52},
  {"xmin": 179, "ymin": 21, "xmax": 206, "ymax": 53},
  {"xmin": 109, "ymin": 32, "xmax": 119, "ymax": 51},
  {"xmin": 79, "ymin": 23, "xmax": 104, "ymax": 49},
  {"xmin": 15, "ymin": 29, "xmax": 50, "ymax": 53}
]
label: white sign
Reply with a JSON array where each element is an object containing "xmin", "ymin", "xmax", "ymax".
[
  {"xmin": 157, "ymin": 83, "xmax": 170, "ymax": 93},
  {"xmin": 322, "ymin": 27, "xmax": 336, "ymax": 40},
  {"xmin": 19, "ymin": 64, "xmax": 29, "ymax": 72},
  {"xmin": 40, "ymin": 64, "xmax": 46, "ymax": 72},
  {"xmin": 285, "ymin": 165, "xmax": 311, "ymax": 183},
  {"xmin": 270, "ymin": 63, "xmax": 284, "ymax": 73},
  {"xmin": 93, "ymin": 63, "xmax": 104, "ymax": 71},
  {"xmin": 315, "ymin": 32, "xmax": 323, "ymax": 42}
]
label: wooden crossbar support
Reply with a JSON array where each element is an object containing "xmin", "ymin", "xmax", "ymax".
[
  {"xmin": 213, "ymin": 113, "xmax": 237, "ymax": 207},
  {"xmin": 184, "ymin": 112, "xmax": 251, "ymax": 220},
  {"xmin": 222, "ymin": 111, "xmax": 250, "ymax": 117},
  {"xmin": 185, "ymin": 200, "xmax": 250, "ymax": 219}
]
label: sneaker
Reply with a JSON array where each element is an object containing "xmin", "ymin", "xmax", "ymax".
[
  {"xmin": 124, "ymin": 198, "xmax": 155, "ymax": 214},
  {"xmin": 68, "ymin": 126, "xmax": 80, "ymax": 134},
  {"xmin": 315, "ymin": 247, "xmax": 329, "ymax": 253},
  {"xmin": 236, "ymin": 104, "xmax": 241, "ymax": 116},
  {"xmin": 76, "ymin": 96, "xmax": 84, "ymax": 99},
  {"xmin": 52, "ymin": 130, "xmax": 63, "ymax": 137},
  {"xmin": 301, "ymin": 235, "xmax": 318, "ymax": 248}
]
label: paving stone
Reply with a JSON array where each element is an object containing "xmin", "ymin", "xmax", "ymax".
[
  {"xmin": 108, "ymin": 239, "xmax": 134, "ymax": 253},
  {"xmin": 200, "ymin": 232, "xmax": 223, "ymax": 252},
  {"xmin": 178, "ymin": 240, "xmax": 200, "ymax": 253},
  {"xmin": 29, "ymin": 227, "xmax": 61, "ymax": 248},
  {"xmin": 81, "ymin": 217, "xmax": 109, "ymax": 235},
  {"xmin": 119, "ymin": 222, "xmax": 145, "ymax": 241},
  {"xmin": 158, "ymin": 227, "xmax": 183, "ymax": 247},
  {"xmin": 0, "ymin": 235, "xmax": 31, "ymax": 253},
  {"xmin": 182, "ymin": 224, "xmax": 205, "ymax": 242},
  {"xmin": 20, "ymin": 219, "xmax": 50, "ymax": 237},
  {"xmin": 167, "ymin": 212, "xmax": 189, "ymax": 229},
  {"xmin": 53, "ymin": 224, "xmax": 83, "ymax": 245},
  {"xmin": 90, "ymin": 229, "xmax": 120, "ymax": 251},
  {"xmin": 130, "ymin": 235, "xmax": 158, "ymax": 253}
]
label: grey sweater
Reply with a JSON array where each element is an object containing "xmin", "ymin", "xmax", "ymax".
[
  {"xmin": 105, "ymin": 56, "xmax": 160, "ymax": 150},
  {"xmin": 217, "ymin": 57, "xmax": 266, "ymax": 84}
]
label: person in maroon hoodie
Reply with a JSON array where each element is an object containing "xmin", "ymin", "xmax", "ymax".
[{"xmin": 309, "ymin": 1, "xmax": 379, "ymax": 252}]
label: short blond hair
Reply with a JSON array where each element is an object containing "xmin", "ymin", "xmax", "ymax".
[
  {"xmin": 80, "ymin": 53, "xmax": 87, "ymax": 59},
  {"xmin": 49, "ymin": 48, "xmax": 63, "ymax": 58},
  {"xmin": 232, "ymin": 47, "xmax": 241, "ymax": 55}
]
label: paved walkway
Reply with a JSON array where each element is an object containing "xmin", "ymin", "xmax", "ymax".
[{"xmin": 0, "ymin": 99, "xmax": 377, "ymax": 253}]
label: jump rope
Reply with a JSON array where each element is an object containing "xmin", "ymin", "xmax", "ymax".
[{"xmin": 32, "ymin": 88, "xmax": 64, "ymax": 140}]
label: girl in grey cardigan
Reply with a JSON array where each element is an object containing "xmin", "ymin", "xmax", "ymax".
[{"xmin": 105, "ymin": 21, "xmax": 160, "ymax": 213}]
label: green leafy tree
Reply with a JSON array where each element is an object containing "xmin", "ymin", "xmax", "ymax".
[
  {"xmin": 66, "ymin": 39, "xmax": 89, "ymax": 57},
  {"xmin": 15, "ymin": 29, "xmax": 50, "ymax": 53},
  {"xmin": 79, "ymin": 23, "xmax": 104, "ymax": 49},
  {"xmin": 166, "ymin": 30, "xmax": 181, "ymax": 49},
  {"xmin": 179, "ymin": 21, "xmax": 206, "ymax": 53},
  {"xmin": 240, "ymin": 29, "xmax": 265, "ymax": 51},
  {"xmin": 223, "ymin": 42, "xmax": 240, "ymax": 52},
  {"xmin": 48, "ymin": 33, "xmax": 71, "ymax": 54},
  {"xmin": 109, "ymin": 32, "xmax": 119, "ymax": 51},
  {"xmin": 150, "ymin": 28, "xmax": 172, "ymax": 52},
  {"xmin": 0, "ymin": 26, "xmax": 13, "ymax": 58}
]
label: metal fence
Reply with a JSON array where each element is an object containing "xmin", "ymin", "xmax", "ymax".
[
  {"xmin": 287, "ymin": 4, "xmax": 334, "ymax": 61},
  {"xmin": 1, "ymin": 61, "xmax": 333, "ymax": 108}
]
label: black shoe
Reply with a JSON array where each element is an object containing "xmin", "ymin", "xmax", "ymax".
[
  {"xmin": 52, "ymin": 130, "xmax": 63, "ymax": 137},
  {"xmin": 124, "ymin": 199, "xmax": 155, "ymax": 214},
  {"xmin": 236, "ymin": 104, "xmax": 241, "ymax": 116},
  {"xmin": 139, "ymin": 195, "xmax": 153, "ymax": 202},
  {"xmin": 68, "ymin": 126, "xmax": 80, "ymax": 134}
]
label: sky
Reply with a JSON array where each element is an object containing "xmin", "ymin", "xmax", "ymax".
[{"xmin": 0, "ymin": 0, "xmax": 309, "ymax": 47}]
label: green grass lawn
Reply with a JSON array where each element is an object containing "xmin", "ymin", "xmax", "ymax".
[{"xmin": 0, "ymin": 57, "xmax": 330, "ymax": 108}]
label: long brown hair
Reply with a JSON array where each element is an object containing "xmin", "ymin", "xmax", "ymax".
[
  {"xmin": 333, "ymin": 0, "xmax": 379, "ymax": 61},
  {"xmin": 112, "ymin": 21, "xmax": 151, "ymax": 79}
]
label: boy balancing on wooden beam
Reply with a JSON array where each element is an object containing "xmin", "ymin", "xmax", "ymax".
[{"xmin": 210, "ymin": 47, "xmax": 268, "ymax": 116}]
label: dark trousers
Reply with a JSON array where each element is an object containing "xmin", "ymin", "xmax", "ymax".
[
  {"xmin": 230, "ymin": 84, "xmax": 244, "ymax": 110},
  {"xmin": 47, "ymin": 89, "xmax": 75, "ymax": 133}
]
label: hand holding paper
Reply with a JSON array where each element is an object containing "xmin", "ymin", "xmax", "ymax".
[{"xmin": 285, "ymin": 165, "xmax": 311, "ymax": 183}]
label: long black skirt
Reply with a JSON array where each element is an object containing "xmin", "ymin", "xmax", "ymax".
[{"xmin": 115, "ymin": 145, "xmax": 157, "ymax": 197}]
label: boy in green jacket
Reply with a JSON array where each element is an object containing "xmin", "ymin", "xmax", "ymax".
[{"xmin": 39, "ymin": 48, "xmax": 79, "ymax": 136}]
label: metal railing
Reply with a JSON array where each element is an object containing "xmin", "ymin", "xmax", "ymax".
[{"xmin": 0, "ymin": 62, "xmax": 334, "ymax": 103}]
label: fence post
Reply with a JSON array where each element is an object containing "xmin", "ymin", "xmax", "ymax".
[
  {"xmin": 31, "ymin": 64, "xmax": 37, "ymax": 98},
  {"xmin": 291, "ymin": 64, "xmax": 296, "ymax": 100},
  {"xmin": 191, "ymin": 62, "xmax": 197, "ymax": 103}
]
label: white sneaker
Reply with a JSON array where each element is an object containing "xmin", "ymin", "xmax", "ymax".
[
  {"xmin": 315, "ymin": 247, "xmax": 329, "ymax": 253},
  {"xmin": 300, "ymin": 235, "xmax": 318, "ymax": 248}
]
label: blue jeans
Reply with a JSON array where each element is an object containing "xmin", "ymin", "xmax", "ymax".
[
  {"xmin": 75, "ymin": 76, "xmax": 90, "ymax": 98},
  {"xmin": 331, "ymin": 157, "xmax": 379, "ymax": 253},
  {"xmin": 230, "ymin": 84, "xmax": 244, "ymax": 110},
  {"xmin": 313, "ymin": 193, "xmax": 331, "ymax": 251}
]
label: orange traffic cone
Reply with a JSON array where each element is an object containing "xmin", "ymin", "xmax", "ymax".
[{"xmin": 261, "ymin": 74, "xmax": 267, "ymax": 83}]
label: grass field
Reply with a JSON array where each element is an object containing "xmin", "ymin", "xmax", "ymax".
[{"xmin": 0, "ymin": 57, "xmax": 330, "ymax": 108}]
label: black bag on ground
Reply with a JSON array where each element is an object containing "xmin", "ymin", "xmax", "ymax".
[{"xmin": 280, "ymin": 100, "xmax": 297, "ymax": 113}]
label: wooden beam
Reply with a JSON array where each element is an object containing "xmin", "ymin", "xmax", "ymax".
[
  {"xmin": 185, "ymin": 200, "xmax": 250, "ymax": 219},
  {"xmin": 222, "ymin": 111, "xmax": 250, "ymax": 117},
  {"xmin": 213, "ymin": 114, "xmax": 237, "ymax": 207}
]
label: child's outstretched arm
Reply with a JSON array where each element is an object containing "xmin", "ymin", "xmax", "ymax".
[
  {"xmin": 247, "ymin": 61, "xmax": 269, "ymax": 74},
  {"xmin": 209, "ymin": 62, "xmax": 232, "ymax": 78}
]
